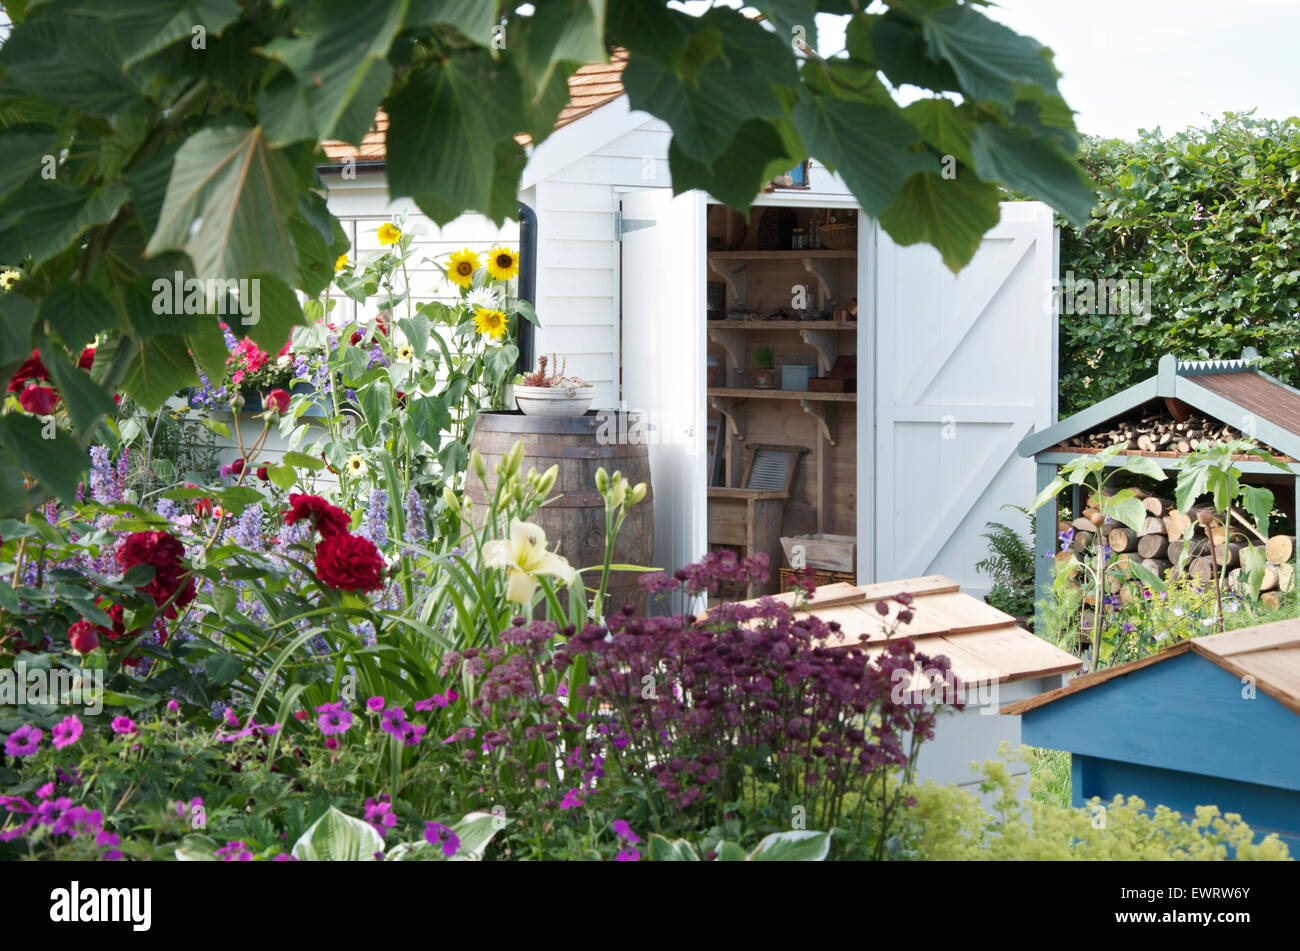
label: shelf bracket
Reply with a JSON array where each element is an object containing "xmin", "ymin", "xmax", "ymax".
[
  {"xmin": 799, "ymin": 328, "xmax": 840, "ymax": 375},
  {"xmin": 708, "ymin": 396, "xmax": 744, "ymax": 443},
  {"xmin": 708, "ymin": 257, "xmax": 748, "ymax": 305},
  {"xmin": 801, "ymin": 256, "xmax": 836, "ymax": 309},
  {"xmin": 707, "ymin": 326, "xmax": 747, "ymax": 372},
  {"xmin": 800, "ymin": 399, "xmax": 837, "ymax": 446}
]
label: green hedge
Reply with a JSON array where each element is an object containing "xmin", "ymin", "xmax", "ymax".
[{"xmin": 1057, "ymin": 112, "xmax": 1300, "ymax": 415}]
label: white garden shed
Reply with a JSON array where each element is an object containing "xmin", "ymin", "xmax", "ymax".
[{"xmin": 315, "ymin": 54, "xmax": 1060, "ymax": 598}]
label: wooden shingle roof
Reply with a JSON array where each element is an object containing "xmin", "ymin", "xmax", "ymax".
[
  {"xmin": 744, "ymin": 575, "xmax": 1081, "ymax": 687},
  {"xmin": 1018, "ymin": 349, "xmax": 1300, "ymax": 463},
  {"xmin": 320, "ymin": 51, "xmax": 628, "ymax": 166},
  {"xmin": 1002, "ymin": 617, "xmax": 1300, "ymax": 717}
]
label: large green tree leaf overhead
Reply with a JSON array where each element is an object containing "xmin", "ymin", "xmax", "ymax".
[{"xmin": 0, "ymin": 0, "xmax": 1089, "ymax": 513}]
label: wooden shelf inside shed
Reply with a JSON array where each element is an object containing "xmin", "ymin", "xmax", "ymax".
[{"xmin": 708, "ymin": 387, "xmax": 855, "ymax": 402}]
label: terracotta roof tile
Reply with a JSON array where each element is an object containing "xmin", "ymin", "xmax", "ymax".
[{"xmin": 321, "ymin": 50, "xmax": 627, "ymax": 165}]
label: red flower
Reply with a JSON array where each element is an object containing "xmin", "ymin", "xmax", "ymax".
[
  {"xmin": 68, "ymin": 620, "xmax": 99, "ymax": 654},
  {"xmin": 285, "ymin": 493, "xmax": 351, "ymax": 538},
  {"xmin": 277, "ymin": 339, "xmax": 292, "ymax": 358},
  {"xmin": 256, "ymin": 463, "xmax": 270, "ymax": 481},
  {"xmin": 315, "ymin": 533, "xmax": 385, "ymax": 592},
  {"xmin": 7, "ymin": 350, "xmax": 48, "ymax": 393},
  {"xmin": 116, "ymin": 530, "xmax": 195, "ymax": 619},
  {"xmin": 395, "ymin": 391, "xmax": 406, "ymax": 405},
  {"xmin": 263, "ymin": 388, "xmax": 290, "ymax": 414},
  {"xmin": 78, "ymin": 347, "xmax": 95, "ymax": 370},
  {"xmin": 350, "ymin": 330, "xmax": 364, "ymax": 346},
  {"xmin": 18, "ymin": 385, "xmax": 58, "ymax": 415},
  {"xmin": 195, "ymin": 497, "xmax": 212, "ymax": 518}
]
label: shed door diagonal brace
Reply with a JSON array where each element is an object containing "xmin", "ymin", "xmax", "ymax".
[{"xmin": 615, "ymin": 209, "xmax": 655, "ymax": 241}]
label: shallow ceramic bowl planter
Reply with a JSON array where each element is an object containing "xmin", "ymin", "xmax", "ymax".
[{"xmin": 514, "ymin": 383, "xmax": 596, "ymax": 416}]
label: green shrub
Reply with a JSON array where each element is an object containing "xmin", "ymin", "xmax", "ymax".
[{"xmin": 975, "ymin": 506, "xmax": 1036, "ymax": 617}]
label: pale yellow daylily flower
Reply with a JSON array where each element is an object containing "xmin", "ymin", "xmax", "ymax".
[{"xmin": 482, "ymin": 519, "xmax": 577, "ymax": 604}]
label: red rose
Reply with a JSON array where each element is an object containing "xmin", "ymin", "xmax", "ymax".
[
  {"xmin": 6, "ymin": 350, "xmax": 48, "ymax": 393},
  {"xmin": 256, "ymin": 463, "xmax": 270, "ymax": 481},
  {"xmin": 314, "ymin": 532, "xmax": 385, "ymax": 592},
  {"xmin": 350, "ymin": 330, "xmax": 364, "ymax": 346},
  {"xmin": 263, "ymin": 388, "xmax": 290, "ymax": 414},
  {"xmin": 195, "ymin": 497, "xmax": 213, "ymax": 517},
  {"xmin": 78, "ymin": 347, "xmax": 95, "ymax": 370},
  {"xmin": 285, "ymin": 493, "xmax": 351, "ymax": 538},
  {"xmin": 18, "ymin": 385, "xmax": 58, "ymax": 415},
  {"xmin": 116, "ymin": 530, "xmax": 195, "ymax": 619},
  {"xmin": 68, "ymin": 619, "xmax": 100, "ymax": 654}
]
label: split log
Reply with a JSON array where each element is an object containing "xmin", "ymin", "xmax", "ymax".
[
  {"xmin": 1071, "ymin": 529, "xmax": 1095, "ymax": 554},
  {"xmin": 1071, "ymin": 516, "xmax": 1098, "ymax": 533},
  {"xmin": 1167, "ymin": 539, "xmax": 1184, "ymax": 565},
  {"xmin": 1259, "ymin": 566, "xmax": 1280, "ymax": 592},
  {"xmin": 1266, "ymin": 534, "xmax": 1295, "ymax": 565},
  {"xmin": 1139, "ymin": 516, "xmax": 1166, "ymax": 536},
  {"xmin": 1227, "ymin": 567, "xmax": 1242, "ymax": 593},
  {"xmin": 1143, "ymin": 496, "xmax": 1175, "ymax": 517},
  {"xmin": 1262, "ymin": 592, "xmax": 1283, "ymax": 611},
  {"xmin": 1108, "ymin": 526, "xmax": 1139, "ymax": 552},
  {"xmin": 1141, "ymin": 557, "xmax": 1172, "ymax": 577},
  {"xmin": 1164, "ymin": 509, "xmax": 1192, "ymax": 539},
  {"xmin": 1277, "ymin": 562, "xmax": 1295, "ymax": 593},
  {"xmin": 1136, "ymin": 533, "xmax": 1169, "ymax": 560},
  {"xmin": 1188, "ymin": 556, "xmax": 1216, "ymax": 582}
]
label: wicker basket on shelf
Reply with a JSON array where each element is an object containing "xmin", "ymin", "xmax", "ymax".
[{"xmin": 817, "ymin": 222, "xmax": 857, "ymax": 250}]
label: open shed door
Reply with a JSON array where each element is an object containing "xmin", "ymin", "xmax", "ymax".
[
  {"xmin": 618, "ymin": 188, "xmax": 708, "ymax": 591},
  {"xmin": 871, "ymin": 201, "xmax": 1056, "ymax": 594}
]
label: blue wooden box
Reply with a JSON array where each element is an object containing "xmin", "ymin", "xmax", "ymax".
[{"xmin": 1004, "ymin": 620, "xmax": 1300, "ymax": 851}]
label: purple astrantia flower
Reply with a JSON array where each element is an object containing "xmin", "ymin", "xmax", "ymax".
[
  {"xmin": 366, "ymin": 696, "xmax": 385, "ymax": 712},
  {"xmin": 616, "ymin": 848, "xmax": 640, "ymax": 861},
  {"xmin": 364, "ymin": 795, "xmax": 398, "ymax": 836},
  {"xmin": 423, "ymin": 822, "xmax": 460, "ymax": 858},
  {"xmin": 559, "ymin": 788, "xmax": 584, "ymax": 810},
  {"xmin": 611, "ymin": 819, "xmax": 640, "ymax": 844},
  {"xmin": 361, "ymin": 488, "xmax": 389, "ymax": 547},
  {"xmin": 4, "ymin": 724, "xmax": 42, "ymax": 757},
  {"xmin": 51, "ymin": 715, "xmax": 83, "ymax": 750},
  {"xmin": 315, "ymin": 702, "xmax": 354, "ymax": 736},
  {"xmin": 111, "ymin": 716, "xmax": 137, "ymax": 735},
  {"xmin": 215, "ymin": 841, "xmax": 253, "ymax": 861}
]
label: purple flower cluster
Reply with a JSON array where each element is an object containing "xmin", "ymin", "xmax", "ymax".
[
  {"xmin": 0, "ymin": 782, "xmax": 122, "ymax": 857},
  {"xmin": 361, "ymin": 488, "xmax": 389, "ymax": 547},
  {"xmin": 638, "ymin": 550, "xmax": 770, "ymax": 597}
]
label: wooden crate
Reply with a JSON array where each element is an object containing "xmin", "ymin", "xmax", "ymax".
[
  {"xmin": 781, "ymin": 532, "xmax": 856, "ymax": 572},
  {"xmin": 779, "ymin": 566, "xmax": 856, "ymax": 591}
]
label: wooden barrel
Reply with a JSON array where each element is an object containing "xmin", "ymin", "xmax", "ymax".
[{"xmin": 466, "ymin": 412, "xmax": 655, "ymax": 613}]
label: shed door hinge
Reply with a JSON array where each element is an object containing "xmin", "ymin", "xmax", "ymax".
[{"xmin": 615, "ymin": 210, "xmax": 654, "ymax": 241}]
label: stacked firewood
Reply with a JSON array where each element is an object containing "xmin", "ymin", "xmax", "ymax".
[
  {"xmin": 1057, "ymin": 489, "xmax": 1296, "ymax": 610},
  {"xmin": 1058, "ymin": 410, "xmax": 1271, "ymax": 455}
]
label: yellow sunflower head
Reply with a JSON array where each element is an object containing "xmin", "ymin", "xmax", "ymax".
[
  {"xmin": 346, "ymin": 454, "xmax": 366, "ymax": 475},
  {"xmin": 485, "ymin": 246, "xmax": 519, "ymax": 282},
  {"xmin": 376, "ymin": 222, "xmax": 402, "ymax": 246},
  {"xmin": 0, "ymin": 269, "xmax": 20, "ymax": 291},
  {"xmin": 334, "ymin": 254, "xmax": 349, "ymax": 273},
  {"xmin": 447, "ymin": 248, "xmax": 480, "ymax": 288},
  {"xmin": 473, "ymin": 308, "xmax": 508, "ymax": 341},
  {"xmin": 397, "ymin": 344, "xmax": 414, "ymax": 361}
]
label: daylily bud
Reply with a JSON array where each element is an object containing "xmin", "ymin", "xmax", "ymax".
[
  {"xmin": 628, "ymin": 482, "xmax": 647, "ymax": 505},
  {"xmin": 471, "ymin": 448, "xmax": 486, "ymax": 481},
  {"xmin": 443, "ymin": 486, "xmax": 461, "ymax": 515},
  {"xmin": 610, "ymin": 478, "xmax": 627, "ymax": 508},
  {"xmin": 595, "ymin": 467, "xmax": 609, "ymax": 492},
  {"xmin": 537, "ymin": 464, "xmax": 558, "ymax": 496},
  {"xmin": 503, "ymin": 439, "xmax": 525, "ymax": 478}
]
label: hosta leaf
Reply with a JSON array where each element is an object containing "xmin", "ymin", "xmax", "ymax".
[
  {"xmin": 971, "ymin": 124, "xmax": 1096, "ymax": 226},
  {"xmin": 292, "ymin": 806, "xmax": 385, "ymax": 861},
  {"xmin": 790, "ymin": 94, "xmax": 932, "ymax": 216},
  {"xmin": 747, "ymin": 829, "xmax": 831, "ymax": 861},
  {"xmin": 145, "ymin": 123, "xmax": 299, "ymax": 285},
  {"xmin": 878, "ymin": 171, "xmax": 1002, "ymax": 272}
]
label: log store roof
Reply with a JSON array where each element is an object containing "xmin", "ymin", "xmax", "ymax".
[
  {"xmin": 743, "ymin": 575, "xmax": 1081, "ymax": 688},
  {"xmin": 1001, "ymin": 617, "xmax": 1300, "ymax": 717},
  {"xmin": 1018, "ymin": 349, "xmax": 1300, "ymax": 463},
  {"xmin": 320, "ymin": 51, "xmax": 628, "ymax": 166}
]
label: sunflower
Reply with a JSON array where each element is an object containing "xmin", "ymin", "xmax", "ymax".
[
  {"xmin": 446, "ymin": 249, "xmax": 480, "ymax": 288},
  {"xmin": 376, "ymin": 223, "xmax": 402, "ymax": 246},
  {"xmin": 485, "ymin": 246, "xmax": 519, "ymax": 281},
  {"xmin": 346, "ymin": 454, "xmax": 366, "ymax": 476},
  {"xmin": 334, "ymin": 254, "xmax": 349, "ymax": 273},
  {"xmin": 473, "ymin": 308, "xmax": 508, "ymax": 341},
  {"xmin": 0, "ymin": 269, "xmax": 20, "ymax": 291},
  {"xmin": 397, "ymin": 344, "xmax": 414, "ymax": 361}
]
